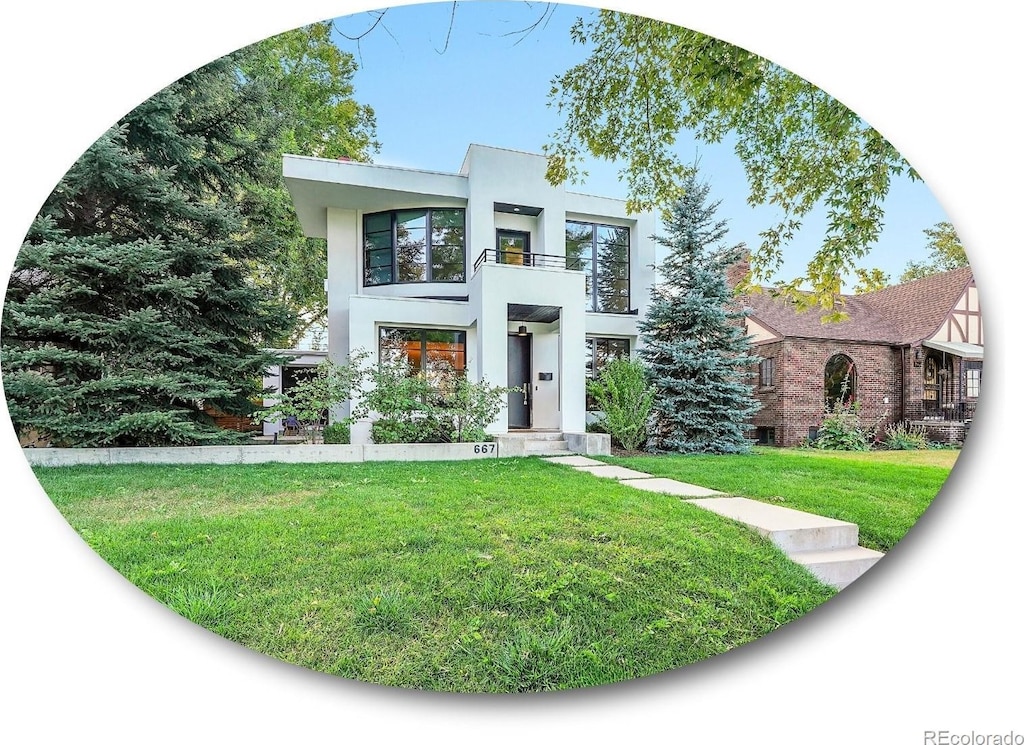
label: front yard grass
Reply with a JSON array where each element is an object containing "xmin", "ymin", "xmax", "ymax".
[
  {"xmin": 36, "ymin": 457, "xmax": 835, "ymax": 693},
  {"xmin": 603, "ymin": 447, "xmax": 957, "ymax": 553}
]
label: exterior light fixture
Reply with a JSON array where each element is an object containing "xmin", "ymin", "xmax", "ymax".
[{"xmin": 517, "ymin": 325, "xmax": 528, "ymax": 336}]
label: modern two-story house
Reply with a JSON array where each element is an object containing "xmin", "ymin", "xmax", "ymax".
[{"xmin": 278, "ymin": 144, "xmax": 657, "ymax": 446}]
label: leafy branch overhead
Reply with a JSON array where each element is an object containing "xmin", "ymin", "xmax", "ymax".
[{"xmin": 545, "ymin": 10, "xmax": 918, "ymax": 317}]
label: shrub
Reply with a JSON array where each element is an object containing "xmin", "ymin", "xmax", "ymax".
[
  {"xmin": 323, "ymin": 420, "xmax": 351, "ymax": 444},
  {"xmin": 813, "ymin": 399, "xmax": 872, "ymax": 451},
  {"xmin": 586, "ymin": 356, "xmax": 654, "ymax": 452},
  {"xmin": 360, "ymin": 356, "xmax": 511, "ymax": 444},
  {"xmin": 883, "ymin": 421, "xmax": 929, "ymax": 450},
  {"xmin": 255, "ymin": 353, "xmax": 367, "ymax": 444}
]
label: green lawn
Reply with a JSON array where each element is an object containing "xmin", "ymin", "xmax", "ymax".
[
  {"xmin": 36, "ymin": 458, "xmax": 836, "ymax": 693},
  {"xmin": 603, "ymin": 447, "xmax": 957, "ymax": 552}
]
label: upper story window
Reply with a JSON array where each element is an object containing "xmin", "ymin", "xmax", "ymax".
[
  {"xmin": 565, "ymin": 221, "xmax": 630, "ymax": 313},
  {"xmin": 759, "ymin": 357, "xmax": 776, "ymax": 388},
  {"xmin": 364, "ymin": 209, "xmax": 466, "ymax": 286}
]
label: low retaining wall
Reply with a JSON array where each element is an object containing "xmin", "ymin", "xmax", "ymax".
[{"xmin": 22, "ymin": 442, "xmax": 504, "ymax": 467}]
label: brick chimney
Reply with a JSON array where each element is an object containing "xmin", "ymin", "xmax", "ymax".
[{"xmin": 725, "ymin": 249, "xmax": 751, "ymax": 291}]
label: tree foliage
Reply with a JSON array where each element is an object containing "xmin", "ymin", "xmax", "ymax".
[
  {"xmin": 900, "ymin": 221, "xmax": 968, "ymax": 282},
  {"xmin": 852, "ymin": 267, "xmax": 890, "ymax": 294},
  {"xmin": 2, "ymin": 54, "xmax": 296, "ymax": 447},
  {"xmin": 238, "ymin": 22, "xmax": 379, "ymax": 345},
  {"xmin": 638, "ymin": 174, "xmax": 760, "ymax": 454},
  {"xmin": 360, "ymin": 356, "xmax": 511, "ymax": 444},
  {"xmin": 586, "ymin": 356, "xmax": 655, "ymax": 452},
  {"xmin": 256, "ymin": 355, "xmax": 368, "ymax": 444},
  {"xmin": 546, "ymin": 10, "xmax": 917, "ymax": 318}
]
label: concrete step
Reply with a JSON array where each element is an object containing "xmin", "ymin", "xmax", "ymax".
[
  {"xmin": 789, "ymin": 546, "xmax": 885, "ymax": 589},
  {"xmin": 506, "ymin": 431, "xmax": 566, "ymax": 441},
  {"xmin": 525, "ymin": 440, "xmax": 569, "ymax": 455},
  {"xmin": 686, "ymin": 497, "xmax": 860, "ymax": 552}
]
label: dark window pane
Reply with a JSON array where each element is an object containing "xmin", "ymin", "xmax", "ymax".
[
  {"xmin": 379, "ymin": 327, "xmax": 422, "ymax": 369},
  {"xmin": 432, "ymin": 263, "xmax": 465, "ymax": 282},
  {"xmin": 597, "ymin": 225, "xmax": 629, "ymax": 249},
  {"xmin": 365, "ymin": 264, "xmax": 393, "ymax": 286},
  {"xmin": 824, "ymin": 354, "xmax": 856, "ymax": 407},
  {"xmin": 364, "ymin": 231, "xmax": 392, "ymax": 250},
  {"xmin": 365, "ymin": 212, "xmax": 391, "ymax": 233},
  {"xmin": 432, "ymin": 210, "xmax": 465, "ymax": 241},
  {"xmin": 396, "ymin": 210, "xmax": 428, "ymax": 230},
  {"xmin": 366, "ymin": 248, "xmax": 392, "ymax": 268},
  {"xmin": 565, "ymin": 221, "xmax": 594, "ymax": 262},
  {"xmin": 597, "ymin": 292, "xmax": 630, "ymax": 314},
  {"xmin": 397, "ymin": 234, "xmax": 427, "ymax": 282}
]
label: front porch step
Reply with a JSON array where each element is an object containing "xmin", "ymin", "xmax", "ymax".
[
  {"xmin": 503, "ymin": 431, "xmax": 566, "ymax": 441},
  {"xmin": 789, "ymin": 546, "xmax": 885, "ymax": 590},
  {"xmin": 525, "ymin": 439, "xmax": 569, "ymax": 455},
  {"xmin": 495, "ymin": 431, "xmax": 572, "ymax": 457}
]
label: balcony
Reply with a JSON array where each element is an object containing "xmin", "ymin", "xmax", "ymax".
[{"xmin": 472, "ymin": 249, "xmax": 575, "ymax": 273}]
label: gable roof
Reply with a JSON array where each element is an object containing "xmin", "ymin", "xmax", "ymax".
[{"xmin": 742, "ymin": 266, "xmax": 974, "ymax": 346}]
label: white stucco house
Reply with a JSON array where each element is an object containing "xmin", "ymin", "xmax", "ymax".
[{"xmin": 273, "ymin": 144, "xmax": 657, "ymax": 449}]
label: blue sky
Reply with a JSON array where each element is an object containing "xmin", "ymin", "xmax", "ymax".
[{"xmin": 324, "ymin": 1, "xmax": 951, "ymax": 287}]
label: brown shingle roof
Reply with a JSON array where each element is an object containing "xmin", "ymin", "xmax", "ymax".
[{"xmin": 742, "ymin": 266, "xmax": 974, "ymax": 345}]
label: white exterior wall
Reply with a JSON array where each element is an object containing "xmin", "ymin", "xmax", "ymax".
[{"xmin": 284, "ymin": 144, "xmax": 657, "ymax": 439}]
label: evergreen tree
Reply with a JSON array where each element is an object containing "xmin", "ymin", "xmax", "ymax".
[
  {"xmin": 638, "ymin": 176, "xmax": 760, "ymax": 454},
  {"xmin": 2, "ymin": 53, "xmax": 295, "ymax": 446}
]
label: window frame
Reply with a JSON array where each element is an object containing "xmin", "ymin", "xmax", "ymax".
[
  {"xmin": 585, "ymin": 336, "xmax": 631, "ymax": 410},
  {"xmin": 965, "ymin": 361, "xmax": 982, "ymax": 398},
  {"xmin": 378, "ymin": 326, "xmax": 468, "ymax": 378},
  {"xmin": 565, "ymin": 220, "xmax": 631, "ymax": 314},
  {"xmin": 824, "ymin": 353, "xmax": 856, "ymax": 408},
  {"xmin": 759, "ymin": 357, "xmax": 776, "ymax": 388},
  {"xmin": 363, "ymin": 208, "xmax": 467, "ymax": 287}
]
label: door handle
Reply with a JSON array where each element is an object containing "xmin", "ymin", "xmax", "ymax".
[{"xmin": 523, "ymin": 384, "xmax": 529, "ymax": 406}]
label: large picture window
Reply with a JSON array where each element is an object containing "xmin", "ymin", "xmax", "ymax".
[
  {"xmin": 565, "ymin": 221, "xmax": 630, "ymax": 313},
  {"xmin": 379, "ymin": 327, "xmax": 467, "ymax": 379},
  {"xmin": 364, "ymin": 209, "xmax": 466, "ymax": 286}
]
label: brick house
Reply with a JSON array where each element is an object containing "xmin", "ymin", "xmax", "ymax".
[{"xmin": 732, "ymin": 262, "xmax": 983, "ymax": 446}]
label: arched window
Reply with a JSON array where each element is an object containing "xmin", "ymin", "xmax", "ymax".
[{"xmin": 824, "ymin": 354, "xmax": 856, "ymax": 408}]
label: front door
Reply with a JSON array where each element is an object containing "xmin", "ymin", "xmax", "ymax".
[{"xmin": 507, "ymin": 333, "xmax": 532, "ymax": 429}]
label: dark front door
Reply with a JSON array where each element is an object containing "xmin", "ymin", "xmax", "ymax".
[{"xmin": 507, "ymin": 333, "xmax": 532, "ymax": 429}]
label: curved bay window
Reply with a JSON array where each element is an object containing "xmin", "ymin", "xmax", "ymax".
[
  {"xmin": 565, "ymin": 221, "xmax": 630, "ymax": 313},
  {"xmin": 824, "ymin": 354, "xmax": 856, "ymax": 409},
  {"xmin": 364, "ymin": 209, "xmax": 466, "ymax": 286}
]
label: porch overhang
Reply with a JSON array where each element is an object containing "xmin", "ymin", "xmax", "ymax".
[{"xmin": 922, "ymin": 340, "xmax": 984, "ymax": 360}]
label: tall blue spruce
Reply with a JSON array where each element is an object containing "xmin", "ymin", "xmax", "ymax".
[
  {"xmin": 638, "ymin": 175, "xmax": 760, "ymax": 453},
  {"xmin": 2, "ymin": 53, "xmax": 297, "ymax": 446}
]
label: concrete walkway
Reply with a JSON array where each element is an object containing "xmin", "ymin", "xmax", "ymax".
[{"xmin": 541, "ymin": 455, "xmax": 883, "ymax": 590}]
